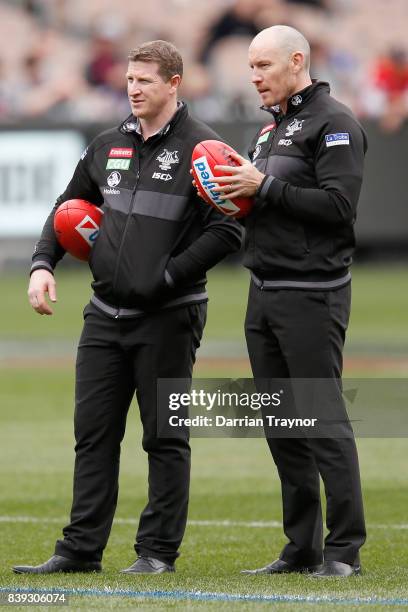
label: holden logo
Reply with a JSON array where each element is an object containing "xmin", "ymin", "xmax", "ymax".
[
  {"xmin": 107, "ymin": 171, "xmax": 121, "ymax": 187},
  {"xmin": 291, "ymin": 94, "xmax": 302, "ymax": 106},
  {"xmin": 157, "ymin": 149, "xmax": 179, "ymax": 170}
]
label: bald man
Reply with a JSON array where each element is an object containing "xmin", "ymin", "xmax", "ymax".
[{"xmin": 212, "ymin": 26, "xmax": 366, "ymax": 578}]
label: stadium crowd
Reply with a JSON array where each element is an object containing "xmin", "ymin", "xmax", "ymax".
[{"xmin": 0, "ymin": 0, "xmax": 407, "ymax": 131}]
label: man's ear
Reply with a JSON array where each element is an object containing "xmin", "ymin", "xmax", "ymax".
[
  {"xmin": 292, "ymin": 52, "xmax": 304, "ymax": 74},
  {"xmin": 169, "ymin": 74, "xmax": 182, "ymax": 93}
]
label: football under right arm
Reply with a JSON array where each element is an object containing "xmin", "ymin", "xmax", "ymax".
[{"xmin": 30, "ymin": 146, "xmax": 102, "ymax": 276}]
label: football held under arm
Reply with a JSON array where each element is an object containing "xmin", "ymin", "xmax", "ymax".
[{"xmin": 31, "ymin": 144, "xmax": 102, "ymax": 275}]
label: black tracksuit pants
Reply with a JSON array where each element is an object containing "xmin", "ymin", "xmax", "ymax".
[
  {"xmin": 245, "ymin": 281, "xmax": 366, "ymax": 566},
  {"xmin": 54, "ymin": 301, "xmax": 206, "ymax": 564}
]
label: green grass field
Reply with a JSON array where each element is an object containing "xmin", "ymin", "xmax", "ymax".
[{"xmin": 1, "ymin": 265, "xmax": 408, "ymax": 610}]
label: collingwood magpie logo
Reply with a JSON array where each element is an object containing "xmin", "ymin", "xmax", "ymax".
[
  {"xmin": 285, "ymin": 118, "xmax": 304, "ymax": 137},
  {"xmin": 157, "ymin": 149, "xmax": 179, "ymax": 171}
]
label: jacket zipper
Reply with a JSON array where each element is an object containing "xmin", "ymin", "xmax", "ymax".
[
  {"xmin": 112, "ymin": 168, "xmax": 140, "ymax": 318},
  {"xmin": 270, "ymin": 114, "xmax": 310, "ymax": 255},
  {"xmin": 253, "ymin": 118, "xmax": 283, "ymax": 268},
  {"xmin": 268, "ymin": 114, "xmax": 283, "ymax": 153}
]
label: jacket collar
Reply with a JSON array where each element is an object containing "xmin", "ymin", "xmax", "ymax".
[
  {"xmin": 261, "ymin": 81, "xmax": 330, "ymax": 119},
  {"xmin": 119, "ymin": 101, "xmax": 187, "ymax": 138}
]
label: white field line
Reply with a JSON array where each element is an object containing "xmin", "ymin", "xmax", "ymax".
[
  {"xmin": 0, "ymin": 516, "xmax": 407, "ymax": 530},
  {"xmin": 1, "ymin": 586, "xmax": 408, "ymax": 607}
]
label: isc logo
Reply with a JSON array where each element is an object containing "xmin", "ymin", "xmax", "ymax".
[{"xmin": 152, "ymin": 172, "xmax": 172, "ymax": 181}]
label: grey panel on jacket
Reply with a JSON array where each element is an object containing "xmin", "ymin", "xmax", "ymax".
[
  {"xmin": 100, "ymin": 187, "xmax": 133, "ymax": 214},
  {"xmin": 255, "ymin": 155, "xmax": 316, "ymax": 186},
  {"xmin": 132, "ymin": 190, "xmax": 189, "ymax": 221}
]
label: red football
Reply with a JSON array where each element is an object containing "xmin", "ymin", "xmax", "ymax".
[
  {"xmin": 54, "ymin": 199, "xmax": 103, "ymax": 261},
  {"xmin": 191, "ymin": 140, "xmax": 253, "ymax": 218}
]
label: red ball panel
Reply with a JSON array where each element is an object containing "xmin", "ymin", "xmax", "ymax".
[
  {"xmin": 54, "ymin": 199, "xmax": 103, "ymax": 261},
  {"xmin": 191, "ymin": 140, "xmax": 253, "ymax": 218}
]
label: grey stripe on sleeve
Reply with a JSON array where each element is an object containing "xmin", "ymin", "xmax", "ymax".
[
  {"xmin": 258, "ymin": 175, "xmax": 275, "ymax": 200},
  {"xmin": 30, "ymin": 260, "xmax": 54, "ymax": 274}
]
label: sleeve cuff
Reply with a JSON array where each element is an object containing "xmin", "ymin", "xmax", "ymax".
[
  {"xmin": 30, "ymin": 260, "xmax": 54, "ymax": 276},
  {"xmin": 257, "ymin": 175, "xmax": 276, "ymax": 200}
]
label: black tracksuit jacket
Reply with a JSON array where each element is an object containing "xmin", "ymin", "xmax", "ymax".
[
  {"xmin": 31, "ymin": 103, "xmax": 242, "ymax": 312},
  {"xmin": 245, "ymin": 81, "xmax": 367, "ymax": 289}
]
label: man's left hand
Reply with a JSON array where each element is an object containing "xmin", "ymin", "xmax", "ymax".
[{"xmin": 213, "ymin": 151, "xmax": 265, "ymax": 200}]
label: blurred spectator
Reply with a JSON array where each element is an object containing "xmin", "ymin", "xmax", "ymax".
[
  {"xmin": 77, "ymin": 29, "xmax": 130, "ymax": 121},
  {"xmin": 361, "ymin": 48, "xmax": 408, "ymax": 132},
  {"xmin": 10, "ymin": 48, "xmax": 85, "ymax": 121},
  {"xmin": 284, "ymin": 0, "xmax": 331, "ymax": 10},
  {"xmin": 374, "ymin": 48, "xmax": 408, "ymax": 102},
  {"xmin": 21, "ymin": 0, "xmax": 48, "ymax": 25},
  {"xmin": 0, "ymin": 0, "xmax": 407, "ymax": 131},
  {"xmin": 190, "ymin": 0, "xmax": 285, "ymax": 121},
  {"xmin": 0, "ymin": 60, "xmax": 13, "ymax": 120},
  {"xmin": 310, "ymin": 39, "xmax": 360, "ymax": 110},
  {"xmin": 85, "ymin": 35, "xmax": 120, "ymax": 88},
  {"xmin": 198, "ymin": 0, "xmax": 263, "ymax": 65},
  {"xmin": 98, "ymin": 60, "xmax": 133, "ymax": 118}
]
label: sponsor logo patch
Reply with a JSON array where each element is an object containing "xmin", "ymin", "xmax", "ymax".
[
  {"xmin": 157, "ymin": 149, "xmax": 179, "ymax": 170},
  {"xmin": 256, "ymin": 132, "xmax": 270, "ymax": 145},
  {"xmin": 106, "ymin": 159, "xmax": 131, "ymax": 170},
  {"xmin": 193, "ymin": 155, "xmax": 240, "ymax": 216},
  {"xmin": 285, "ymin": 118, "xmax": 304, "ymax": 137},
  {"xmin": 152, "ymin": 172, "xmax": 172, "ymax": 181},
  {"xmin": 278, "ymin": 139, "xmax": 292, "ymax": 147},
  {"xmin": 325, "ymin": 133, "xmax": 350, "ymax": 147},
  {"xmin": 75, "ymin": 215, "xmax": 99, "ymax": 246},
  {"xmin": 291, "ymin": 94, "xmax": 302, "ymax": 106},
  {"xmin": 109, "ymin": 147, "xmax": 133, "ymax": 158},
  {"xmin": 252, "ymin": 144, "xmax": 261, "ymax": 161},
  {"xmin": 107, "ymin": 171, "xmax": 121, "ymax": 187},
  {"xmin": 123, "ymin": 121, "xmax": 138, "ymax": 132},
  {"xmin": 103, "ymin": 187, "xmax": 120, "ymax": 195}
]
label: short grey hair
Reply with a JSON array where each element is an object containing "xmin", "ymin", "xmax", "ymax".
[{"xmin": 252, "ymin": 25, "xmax": 310, "ymax": 71}]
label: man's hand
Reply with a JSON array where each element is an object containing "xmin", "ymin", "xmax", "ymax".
[
  {"xmin": 28, "ymin": 269, "xmax": 57, "ymax": 315},
  {"xmin": 212, "ymin": 150, "xmax": 265, "ymax": 200},
  {"xmin": 190, "ymin": 168, "xmax": 206, "ymax": 200}
]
